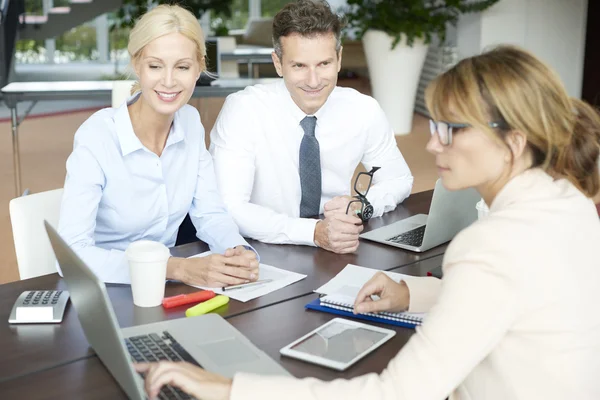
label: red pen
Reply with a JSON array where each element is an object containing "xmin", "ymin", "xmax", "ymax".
[{"xmin": 162, "ymin": 290, "xmax": 216, "ymax": 309}]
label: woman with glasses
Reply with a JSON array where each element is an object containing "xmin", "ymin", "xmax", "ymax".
[{"xmin": 136, "ymin": 45, "xmax": 600, "ymax": 399}]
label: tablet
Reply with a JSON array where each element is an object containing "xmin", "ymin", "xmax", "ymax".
[{"xmin": 279, "ymin": 318, "xmax": 396, "ymax": 371}]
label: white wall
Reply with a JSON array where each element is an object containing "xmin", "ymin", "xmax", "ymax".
[{"xmin": 456, "ymin": 0, "xmax": 588, "ymax": 98}]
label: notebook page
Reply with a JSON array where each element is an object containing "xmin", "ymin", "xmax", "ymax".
[
  {"xmin": 321, "ymin": 293, "xmax": 425, "ymax": 323},
  {"xmin": 187, "ymin": 251, "xmax": 306, "ymax": 302},
  {"xmin": 315, "ymin": 264, "xmax": 415, "ymax": 296}
]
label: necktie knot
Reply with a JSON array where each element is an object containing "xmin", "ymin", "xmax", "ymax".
[{"xmin": 300, "ymin": 116, "xmax": 317, "ymax": 137}]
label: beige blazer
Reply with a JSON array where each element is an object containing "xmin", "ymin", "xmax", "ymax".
[{"xmin": 231, "ymin": 168, "xmax": 600, "ymax": 400}]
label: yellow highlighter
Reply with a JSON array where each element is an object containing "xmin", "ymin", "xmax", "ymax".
[{"xmin": 185, "ymin": 295, "xmax": 230, "ymax": 317}]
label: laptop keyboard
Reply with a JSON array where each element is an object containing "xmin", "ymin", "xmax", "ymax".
[
  {"xmin": 125, "ymin": 331, "xmax": 200, "ymax": 400},
  {"xmin": 386, "ymin": 225, "xmax": 426, "ymax": 247}
]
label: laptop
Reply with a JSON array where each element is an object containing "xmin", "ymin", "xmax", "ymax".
[
  {"xmin": 359, "ymin": 180, "xmax": 480, "ymax": 252},
  {"xmin": 44, "ymin": 222, "xmax": 290, "ymax": 400}
]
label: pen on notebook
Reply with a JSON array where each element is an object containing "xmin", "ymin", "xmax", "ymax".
[{"xmin": 222, "ymin": 279, "xmax": 273, "ymax": 292}]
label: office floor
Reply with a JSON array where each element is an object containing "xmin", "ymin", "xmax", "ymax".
[{"xmin": 0, "ymin": 79, "xmax": 437, "ymax": 284}]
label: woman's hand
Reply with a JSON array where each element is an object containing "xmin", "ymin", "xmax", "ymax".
[
  {"xmin": 135, "ymin": 361, "xmax": 232, "ymax": 400},
  {"xmin": 167, "ymin": 247, "xmax": 259, "ymax": 287},
  {"xmin": 353, "ymin": 272, "xmax": 410, "ymax": 314}
]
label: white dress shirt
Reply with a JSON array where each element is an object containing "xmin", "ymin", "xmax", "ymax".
[
  {"xmin": 231, "ymin": 168, "xmax": 600, "ymax": 400},
  {"xmin": 57, "ymin": 93, "xmax": 250, "ymax": 284},
  {"xmin": 210, "ymin": 80, "xmax": 413, "ymax": 245}
]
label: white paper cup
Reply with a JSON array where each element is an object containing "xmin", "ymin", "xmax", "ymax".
[
  {"xmin": 125, "ymin": 240, "xmax": 170, "ymax": 307},
  {"xmin": 476, "ymin": 199, "xmax": 490, "ymax": 220}
]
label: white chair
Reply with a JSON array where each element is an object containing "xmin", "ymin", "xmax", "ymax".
[
  {"xmin": 9, "ymin": 189, "xmax": 64, "ymax": 280},
  {"xmin": 111, "ymin": 80, "xmax": 136, "ymax": 108}
]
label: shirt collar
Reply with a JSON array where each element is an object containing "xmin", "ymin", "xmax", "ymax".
[
  {"xmin": 114, "ymin": 92, "xmax": 185, "ymax": 157},
  {"xmin": 277, "ymin": 79, "xmax": 333, "ymax": 126},
  {"xmin": 165, "ymin": 111, "xmax": 185, "ymax": 148}
]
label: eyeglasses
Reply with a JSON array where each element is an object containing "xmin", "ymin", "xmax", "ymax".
[
  {"xmin": 346, "ymin": 166, "xmax": 380, "ymax": 222},
  {"xmin": 429, "ymin": 120, "xmax": 505, "ymax": 146}
]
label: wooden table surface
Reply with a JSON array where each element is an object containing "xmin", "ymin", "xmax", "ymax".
[
  {"xmin": 0, "ymin": 256, "xmax": 443, "ymax": 398},
  {"xmin": 0, "ymin": 190, "xmax": 446, "ymax": 396}
]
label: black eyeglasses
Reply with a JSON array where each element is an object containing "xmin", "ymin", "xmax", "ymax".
[
  {"xmin": 346, "ymin": 166, "xmax": 380, "ymax": 222},
  {"xmin": 429, "ymin": 120, "xmax": 505, "ymax": 146}
]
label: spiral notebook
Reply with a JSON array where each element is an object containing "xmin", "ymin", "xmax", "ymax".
[{"xmin": 306, "ymin": 293, "xmax": 425, "ymax": 329}]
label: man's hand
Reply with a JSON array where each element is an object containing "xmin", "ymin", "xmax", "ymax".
[
  {"xmin": 167, "ymin": 247, "xmax": 259, "ymax": 287},
  {"xmin": 324, "ymin": 195, "xmax": 362, "ymax": 218},
  {"xmin": 224, "ymin": 245, "xmax": 258, "ymax": 266},
  {"xmin": 353, "ymin": 272, "xmax": 410, "ymax": 314},
  {"xmin": 135, "ymin": 362, "xmax": 232, "ymax": 400},
  {"xmin": 313, "ymin": 213, "xmax": 363, "ymax": 254}
]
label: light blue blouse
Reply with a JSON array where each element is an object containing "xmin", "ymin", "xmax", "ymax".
[{"xmin": 57, "ymin": 94, "xmax": 250, "ymax": 283}]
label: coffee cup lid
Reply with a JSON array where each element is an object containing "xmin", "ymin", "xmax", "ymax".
[{"xmin": 125, "ymin": 240, "xmax": 170, "ymax": 262}]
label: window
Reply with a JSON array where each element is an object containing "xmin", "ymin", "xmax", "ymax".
[
  {"xmin": 227, "ymin": 0, "xmax": 249, "ymax": 30},
  {"xmin": 225, "ymin": 0, "xmax": 291, "ymax": 31}
]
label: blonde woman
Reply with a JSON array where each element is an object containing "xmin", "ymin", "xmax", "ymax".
[
  {"xmin": 137, "ymin": 45, "xmax": 600, "ymax": 399},
  {"xmin": 58, "ymin": 5, "xmax": 258, "ymax": 286}
]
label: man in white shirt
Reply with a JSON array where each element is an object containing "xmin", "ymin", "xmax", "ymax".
[{"xmin": 210, "ymin": 0, "xmax": 413, "ymax": 254}]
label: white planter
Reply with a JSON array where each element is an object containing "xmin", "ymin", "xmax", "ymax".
[{"xmin": 362, "ymin": 30, "xmax": 429, "ymax": 135}]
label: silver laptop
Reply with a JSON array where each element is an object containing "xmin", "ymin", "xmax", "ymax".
[
  {"xmin": 45, "ymin": 222, "xmax": 290, "ymax": 400},
  {"xmin": 360, "ymin": 180, "xmax": 479, "ymax": 252}
]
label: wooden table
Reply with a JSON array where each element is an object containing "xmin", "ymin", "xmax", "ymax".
[
  {"xmin": 0, "ymin": 256, "xmax": 443, "ymax": 398},
  {"xmin": 0, "ymin": 191, "xmax": 445, "ymax": 396}
]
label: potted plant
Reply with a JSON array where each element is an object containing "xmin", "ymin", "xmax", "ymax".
[
  {"xmin": 344, "ymin": 0, "xmax": 500, "ymax": 134},
  {"xmin": 210, "ymin": 15, "xmax": 230, "ymax": 37}
]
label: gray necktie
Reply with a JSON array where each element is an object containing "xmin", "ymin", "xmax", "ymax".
[{"xmin": 299, "ymin": 116, "xmax": 321, "ymax": 217}]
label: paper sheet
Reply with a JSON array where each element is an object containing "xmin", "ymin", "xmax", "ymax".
[
  {"xmin": 187, "ymin": 251, "xmax": 306, "ymax": 302},
  {"xmin": 314, "ymin": 264, "xmax": 413, "ymax": 297}
]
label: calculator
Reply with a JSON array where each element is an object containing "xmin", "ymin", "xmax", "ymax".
[{"xmin": 8, "ymin": 290, "xmax": 70, "ymax": 324}]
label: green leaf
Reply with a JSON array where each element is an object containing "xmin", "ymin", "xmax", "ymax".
[
  {"xmin": 112, "ymin": 0, "xmax": 234, "ymax": 30},
  {"xmin": 343, "ymin": 0, "xmax": 500, "ymax": 50}
]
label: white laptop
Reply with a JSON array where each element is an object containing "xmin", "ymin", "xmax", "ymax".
[
  {"xmin": 45, "ymin": 222, "xmax": 290, "ymax": 400},
  {"xmin": 360, "ymin": 180, "xmax": 480, "ymax": 252}
]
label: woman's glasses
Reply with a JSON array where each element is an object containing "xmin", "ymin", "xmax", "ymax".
[
  {"xmin": 429, "ymin": 120, "xmax": 505, "ymax": 146},
  {"xmin": 345, "ymin": 166, "xmax": 380, "ymax": 222}
]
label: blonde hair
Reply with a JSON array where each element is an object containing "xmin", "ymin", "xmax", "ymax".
[
  {"xmin": 127, "ymin": 4, "xmax": 207, "ymax": 94},
  {"xmin": 425, "ymin": 45, "xmax": 600, "ymax": 198}
]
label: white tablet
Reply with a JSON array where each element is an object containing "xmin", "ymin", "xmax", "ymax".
[{"xmin": 280, "ymin": 318, "xmax": 396, "ymax": 371}]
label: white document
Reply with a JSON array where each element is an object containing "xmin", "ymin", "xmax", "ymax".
[
  {"xmin": 188, "ymin": 252, "xmax": 306, "ymax": 302},
  {"xmin": 315, "ymin": 264, "xmax": 414, "ymax": 298}
]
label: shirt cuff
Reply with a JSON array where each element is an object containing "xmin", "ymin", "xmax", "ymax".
[
  {"xmin": 368, "ymin": 192, "xmax": 397, "ymax": 219},
  {"xmin": 287, "ymin": 217, "xmax": 320, "ymax": 246},
  {"xmin": 403, "ymin": 275, "xmax": 442, "ymax": 313},
  {"xmin": 242, "ymin": 244, "xmax": 260, "ymax": 262}
]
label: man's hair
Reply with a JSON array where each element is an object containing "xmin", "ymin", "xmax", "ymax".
[{"xmin": 272, "ymin": 0, "xmax": 344, "ymax": 59}]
